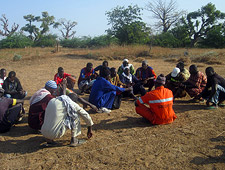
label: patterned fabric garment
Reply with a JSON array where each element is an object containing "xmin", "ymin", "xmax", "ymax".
[{"xmin": 186, "ymin": 71, "xmax": 207, "ymax": 97}]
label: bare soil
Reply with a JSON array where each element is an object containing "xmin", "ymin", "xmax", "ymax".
[{"xmin": 0, "ymin": 53, "xmax": 225, "ymax": 170}]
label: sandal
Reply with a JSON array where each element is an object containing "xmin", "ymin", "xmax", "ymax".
[{"xmin": 69, "ymin": 139, "xmax": 86, "ymax": 147}]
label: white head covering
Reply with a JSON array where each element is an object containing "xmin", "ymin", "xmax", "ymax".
[{"xmin": 171, "ymin": 67, "xmax": 180, "ymax": 77}]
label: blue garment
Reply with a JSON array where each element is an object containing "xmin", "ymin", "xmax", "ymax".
[{"xmin": 89, "ymin": 77, "xmax": 125, "ymax": 109}]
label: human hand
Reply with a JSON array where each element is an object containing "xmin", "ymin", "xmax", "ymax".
[{"xmin": 87, "ymin": 126, "xmax": 93, "ymax": 139}]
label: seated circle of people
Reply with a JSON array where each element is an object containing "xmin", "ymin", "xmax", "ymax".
[
  {"xmin": 135, "ymin": 60, "xmax": 157, "ymax": 91},
  {"xmin": 78, "ymin": 62, "xmax": 97, "ymax": 94},
  {"xmin": 197, "ymin": 67, "xmax": 225, "ymax": 109},
  {"xmin": 135, "ymin": 74, "xmax": 177, "ymax": 125},
  {"xmin": 119, "ymin": 66, "xmax": 146, "ymax": 99},
  {"xmin": 41, "ymin": 94, "xmax": 94, "ymax": 147},
  {"xmin": 176, "ymin": 61, "xmax": 190, "ymax": 81},
  {"xmin": 28, "ymin": 80, "xmax": 57, "ymax": 130},
  {"xmin": 3, "ymin": 71, "xmax": 27, "ymax": 99},
  {"xmin": 94, "ymin": 60, "xmax": 110, "ymax": 77},
  {"xmin": 89, "ymin": 67, "xmax": 132, "ymax": 113},
  {"xmin": 109, "ymin": 67, "xmax": 125, "ymax": 87},
  {"xmin": 0, "ymin": 68, "xmax": 7, "ymax": 88},
  {"xmin": 178, "ymin": 64, "xmax": 207, "ymax": 100},
  {"xmin": 117, "ymin": 59, "xmax": 135, "ymax": 75},
  {"xmin": 165, "ymin": 67, "xmax": 186, "ymax": 99},
  {"xmin": 0, "ymin": 88, "xmax": 25, "ymax": 133},
  {"xmin": 65, "ymin": 75, "xmax": 99, "ymax": 113}
]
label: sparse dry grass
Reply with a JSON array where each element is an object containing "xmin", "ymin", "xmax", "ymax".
[{"xmin": 0, "ymin": 46, "xmax": 225, "ymax": 65}]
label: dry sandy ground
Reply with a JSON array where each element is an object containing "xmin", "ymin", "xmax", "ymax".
[{"xmin": 0, "ymin": 53, "xmax": 225, "ymax": 170}]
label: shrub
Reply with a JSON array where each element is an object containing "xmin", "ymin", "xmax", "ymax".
[
  {"xmin": 34, "ymin": 34, "xmax": 58, "ymax": 47},
  {"xmin": 13, "ymin": 54, "xmax": 22, "ymax": 61}
]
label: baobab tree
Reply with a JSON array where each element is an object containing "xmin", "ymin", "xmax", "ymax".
[
  {"xmin": 146, "ymin": 0, "xmax": 185, "ymax": 32},
  {"xmin": 0, "ymin": 14, "xmax": 19, "ymax": 37},
  {"xmin": 59, "ymin": 19, "xmax": 77, "ymax": 39}
]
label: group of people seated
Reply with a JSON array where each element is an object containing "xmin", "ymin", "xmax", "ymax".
[{"xmin": 0, "ymin": 59, "xmax": 225, "ymax": 147}]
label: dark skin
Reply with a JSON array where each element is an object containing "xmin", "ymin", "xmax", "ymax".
[
  {"xmin": 67, "ymin": 79, "xmax": 98, "ymax": 112},
  {"xmin": 58, "ymin": 69, "xmax": 64, "ymax": 78},
  {"xmin": 0, "ymin": 69, "xmax": 6, "ymax": 79},
  {"xmin": 141, "ymin": 62, "xmax": 155, "ymax": 81}
]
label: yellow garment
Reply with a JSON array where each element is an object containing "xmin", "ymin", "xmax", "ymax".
[
  {"xmin": 110, "ymin": 74, "xmax": 124, "ymax": 86},
  {"xmin": 12, "ymin": 99, "xmax": 17, "ymax": 106}
]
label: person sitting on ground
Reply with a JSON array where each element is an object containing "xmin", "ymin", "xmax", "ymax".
[
  {"xmin": 109, "ymin": 67, "xmax": 125, "ymax": 87},
  {"xmin": 0, "ymin": 88, "xmax": 25, "ymax": 133},
  {"xmin": 176, "ymin": 61, "xmax": 190, "ymax": 81},
  {"xmin": 54, "ymin": 67, "xmax": 71, "ymax": 85},
  {"xmin": 0, "ymin": 68, "xmax": 6, "ymax": 88},
  {"xmin": 117, "ymin": 59, "xmax": 135, "ymax": 75},
  {"xmin": 78, "ymin": 62, "xmax": 97, "ymax": 94},
  {"xmin": 179, "ymin": 64, "xmax": 207, "ymax": 101},
  {"xmin": 3, "ymin": 71, "xmax": 27, "ymax": 99},
  {"xmin": 89, "ymin": 68, "xmax": 132, "ymax": 112},
  {"xmin": 165, "ymin": 67, "xmax": 186, "ymax": 98},
  {"xmin": 197, "ymin": 67, "xmax": 225, "ymax": 109},
  {"xmin": 94, "ymin": 60, "xmax": 110, "ymax": 77},
  {"xmin": 41, "ymin": 94, "xmax": 94, "ymax": 147},
  {"xmin": 135, "ymin": 60, "xmax": 157, "ymax": 91},
  {"xmin": 66, "ymin": 75, "xmax": 98, "ymax": 113},
  {"xmin": 120, "ymin": 66, "xmax": 146, "ymax": 97},
  {"xmin": 28, "ymin": 80, "xmax": 57, "ymax": 130},
  {"xmin": 135, "ymin": 74, "xmax": 177, "ymax": 125}
]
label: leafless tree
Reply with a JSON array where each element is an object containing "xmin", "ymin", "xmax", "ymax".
[
  {"xmin": 0, "ymin": 14, "xmax": 19, "ymax": 36},
  {"xmin": 59, "ymin": 19, "xmax": 77, "ymax": 39},
  {"xmin": 146, "ymin": 0, "xmax": 185, "ymax": 32}
]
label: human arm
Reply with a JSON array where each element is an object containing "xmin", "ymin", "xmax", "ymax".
[{"xmin": 77, "ymin": 97, "xmax": 98, "ymax": 112}]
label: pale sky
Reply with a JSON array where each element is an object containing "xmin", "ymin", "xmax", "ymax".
[{"xmin": 1, "ymin": 0, "xmax": 224, "ymax": 38}]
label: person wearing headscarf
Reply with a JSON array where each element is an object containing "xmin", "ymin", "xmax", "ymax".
[
  {"xmin": 135, "ymin": 60, "xmax": 157, "ymax": 91},
  {"xmin": 28, "ymin": 80, "xmax": 58, "ymax": 130},
  {"xmin": 117, "ymin": 59, "xmax": 135, "ymax": 75},
  {"xmin": 135, "ymin": 74, "xmax": 177, "ymax": 125}
]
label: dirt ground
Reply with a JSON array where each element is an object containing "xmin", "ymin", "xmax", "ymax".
[{"xmin": 0, "ymin": 53, "xmax": 225, "ymax": 170}]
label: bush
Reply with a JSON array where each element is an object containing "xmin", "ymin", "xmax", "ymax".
[
  {"xmin": 33, "ymin": 34, "xmax": 58, "ymax": 47},
  {"xmin": 13, "ymin": 54, "xmax": 22, "ymax": 61},
  {"xmin": 0, "ymin": 33, "xmax": 33, "ymax": 49}
]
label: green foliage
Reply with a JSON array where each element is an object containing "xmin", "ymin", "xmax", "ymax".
[
  {"xmin": 106, "ymin": 5, "xmax": 151, "ymax": 45},
  {"xmin": 180, "ymin": 3, "xmax": 225, "ymax": 47},
  {"xmin": 33, "ymin": 34, "xmax": 58, "ymax": 47},
  {"xmin": 13, "ymin": 54, "xmax": 22, "ymax": 61},
  {"xmin": 22, "ymin": 12, "xmax": 59, "ymax": 41},
  {"xmin": 200, "ymin": 25, "xmax": 225, "ymax": 48},
  {"xmin": 153, "ymin": 32, "xmax": 180, "ymax": 48},
  {"xmin": 0, "ymin": 33, "xmax": 33, "ymax": 48}
]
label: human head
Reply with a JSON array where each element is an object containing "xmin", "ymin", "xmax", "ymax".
[
  {"xmin": 45, "ymin": 80, "xmax": 57, "ymax": 95},
  {"xmin": 189, "ymin": 64, "xmax": 198, "ymax": 75},
  {"xmin": 67, "ymin": 75, "xmax": 76, "ymax": 90},
  {"xmin": 171, "ymin": 67, "xmax": 180, "ymax": 78},
  {"xmin": 155, "ymin": 74, "xmax": 166, "ymax": 87},
  {"xmin": 58, "ymin": 67, "xmax": 64, "ymax": 78},
  {"xmin": 0, "ymin": 88, "xmax": 4, "ymax": 97},
  {"xmin": 110, "ymin": 67, "xmax": 116, "ymax": 78},
  {"xmin": 0, "ymin": 69, "xmax": 6, "ymax": 79},
  {"xmin": 142, "ymin": 60, "xmax": 148, "ymax": 70},
  {"xmin": 176, "ymin": 61, "xmax": 184, "ymax": 72},
  {"xmin": 86, "ymin": 63, "xmax": 93, "ymax": 72},
  {"xmin": 122, "ymin": 59, "xmax": 129, "ymax": 67},
  {"xmin": 102, "ymin": 61, "xmax": 108, "ymax": 67},
  {"xmin": 101, "ymin": 67, "xmax": 111, "ymax": 80},
  {"xmin": 205, "ymin": 67, "xmax": 215, "ymax": 77},
  {"xmin": 124, "ymin": 66, "xmax": 130, "ymax": 75},
  {"xmin": 8, "ymin": 71, "xmax": 16, "ymax": 82}
]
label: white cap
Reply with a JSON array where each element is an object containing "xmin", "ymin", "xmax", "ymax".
[
  {"xmin": 123, "ymin": 59, "xmax": 129, "ymax": 63},
  {"xmin": 171, "ymin": 67, "xmax": 180, "ymax": 77}
]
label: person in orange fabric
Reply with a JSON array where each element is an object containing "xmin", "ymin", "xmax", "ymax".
[
  {"xmin": 54, "ymin": 67, "xmax": 71, "ymax": 85},
  {"xmin": 135, "ymin": 74, "xmax": 177, "ymax": 125}
]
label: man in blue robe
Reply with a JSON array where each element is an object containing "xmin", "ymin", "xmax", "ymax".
[{"xmin": 89, "ymin": 68, "xmax": 132, "ymax": 112}]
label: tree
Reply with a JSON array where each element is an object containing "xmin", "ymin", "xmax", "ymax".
[
  {"xmin": 146, "ymin": 0, "xmax": 184, "ymax": 32},
  {"xmin": 22, "ymin": 12, "xmax": 59, "ymax": 41},
  {"xmin": 181, "ymin": 3, "xmax": 225, "ymax": 47},
  {"xmin": 0, "ymin": 14, "xmax": 19, "ymax": 37},
  {"xmin": 59, "ymin": 19, "xmax": 77, "ymax": 39},
  {"xmin": 106, "ymin": 5, "xmax": 151, "ymax": 45}
]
